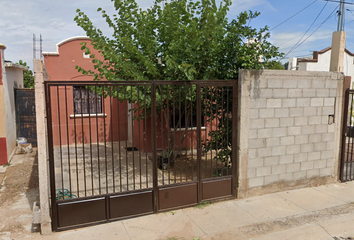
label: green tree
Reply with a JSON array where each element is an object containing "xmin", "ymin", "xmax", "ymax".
[
  {"xmin": 74, "ymin": 0, "xmax": 283, "ymax": 164},
  {"xmin": 17, "ymin": 60, "xmax": 34, "ymax": 89},
  {"xmin": 265, "ymin": 61, "xmax": 285, "ymax": 70}
]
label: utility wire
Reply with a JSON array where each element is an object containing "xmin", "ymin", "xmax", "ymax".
[
  {"xmin": 270, "ymin": 0, "xmax": 318, "ymax": 31},
  {"xmin": 323, "ymin": 0, "xmax": 354, "ymax": 5},
  {"xmin": 282, "ymin": 5, "xmax": 339, "ymax": 59},
  {"xmin": 283, "ymin": 1, "xmax": 328, "ymax": 58}
]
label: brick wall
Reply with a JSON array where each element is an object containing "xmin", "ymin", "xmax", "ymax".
[{"xmin": 237, "ymin": 70, "xmax": 344, "ymax": 197}]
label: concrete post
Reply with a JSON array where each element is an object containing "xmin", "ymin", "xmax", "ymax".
[
  {"xmin": 34, "ymin": 59, "xmax": 52, "ymax": 235},
  {"xmin": 330, "ymin": 31, "xmax": 346, "ymax": 72}
]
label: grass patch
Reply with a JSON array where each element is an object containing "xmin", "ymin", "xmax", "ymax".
[{"xmin": 195, "ymin": 201, "xmax": 212, "ymax": 209}]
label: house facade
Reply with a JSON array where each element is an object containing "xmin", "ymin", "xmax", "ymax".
[{"xmin": 0, "ymin": 43, "xmax": 26, "ymax": 165}]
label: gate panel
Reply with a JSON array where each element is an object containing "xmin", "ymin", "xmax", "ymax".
[{"xmin": 341, "ymin": 89, "xmax": 354, "ymax": 181}]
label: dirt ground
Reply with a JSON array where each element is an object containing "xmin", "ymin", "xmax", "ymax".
[{"xmin": 0, "ymin": 149, "xmax": 40, "ymax": 240}]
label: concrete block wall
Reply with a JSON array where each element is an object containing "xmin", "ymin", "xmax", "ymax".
[{"xmin": 237, "ymin": 70, "xmax": 344, "ymax": 198}]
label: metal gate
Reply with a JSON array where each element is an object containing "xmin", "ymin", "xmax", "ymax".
[
  {"xmin": 45, "ymin": 80, "xmax": 237, "ymax": 231},
  {"xmin": 341, "ymin": 89, "xmax": 354, "ymax": 182},
  {"xmin": 15, "ymin": 89, "xmax": 37, "ymax": 146}
]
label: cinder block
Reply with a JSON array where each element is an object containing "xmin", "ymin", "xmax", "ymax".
[
  {"xmin": 308, "ymin": 151, "xmax": 321, "ymax": 161},
  {"xmin": 301, "ymin": 143, "xmax": 314, "ymax": 153},
  {"xmin": 272, "ymin": 164, "xmax": 287, "ymax": 174},
  {"xmin": 287, "ymin": 145, "xmax": 301, "ymax": 154},
  {"xmin": 301, "ymin": 126, "xmax": 315, "ymax": 135},
  {"xmin": 298, "ymin": 79, "xmax": 312, "ymax": 89},
  {"xmin": 248, "ymin": 177, "xmax": 264, "ymax": 188},
  {"xmin": 267, "ymin": 99, "xmax": 282, "ymax": 108},
  {"xmin": 317, "ymin": 107, "xmax": 322, "ymax": 116},
  {"xmin": 248, "ymin": 168, "xmax": 256, "ymax": 178},
  {"xmin": 325, "ymin": 79, "xmax": 338, "ymax": 89},
  {"xmin": 282, "ymin": 99, "xmax": 296, "ymax": 108},
  {"xmin": 314, "ymin": 142, "xmax": 327, "ymax": 151},
  {"xmin": 256, "ymin": 166, "xmax": 272, "ymax": 177},
  {"xmin": 273, "ymin": 128, "xmax": 287, "ymax": 137},
  {"xmin": 287, "ymin": 163, "xmax": 301, "ymax": 173},
  {"xmin": 316, "ymin": 89, "xmax": 329, "ymax": 97},
  {"xmin": 280, "ymin": 117, "xmax": 294, "ymax": 127},
  {"xmin": 293, "ymin": 171, "xmax": 307, "ymax": 180},
  {"xmin": 322, "ymin": 106, "xmax": 334, "ymax": 115},
  {"xmin": 273, "ymin": 89, "xmax": 288, "ymax": 98},
  {"xmin": 326, "ymin": 142, "xmax": 334, "ymax": 150},
  {"xmin": 314, "ymin": 159, "xmax": 327, "ymax": 169},
  {"xmin": 311, "ymin": 98, "xmax": 324, "ymax": 107},
  {"xmin": 326, "ymin": 158, "xmax": 334, "ymax": 167},
  {"xmin": 275, "ymin": 109, "xmax": 290, "ymax": 118},
  {"xmin": 250, "ymin": 109, "xmax": 259, "ymax": 119},
  {"xmin": 301, "ymin": 161, "xmax": 314, "ymax": 171},
  {"xmin": 265, "ymin": 118, "xmax": 280, "ymax": 128},
  {"xmin": 258, "ymin": 129, "xmax": 273, "ymax": 138},
  {"xmin": 322, "ymin": 116, "xmax": 329, "ymax": 125},
  {"xmin": 249, "ymin": 149, "xmax": 257, "ymax": 159},
  {"xmin": 259, "ymin": 89, "xmax": 273, "ymax": 98},
  {"xmin": 307, "ymin": 169, "xmax": 320, "ymax": 178},
  {"xmin": 288, "ymin": 126, "xmax": 302, "ymax": 136},
  {"xmin": 297, "ymin": 98, "xmax": 310, "ymax": 107},
  {"xmin": 303, "ymin": 107, "xmax": 317, "ymax": 116},
  {"xmin": 272, "ymin": 146, "xmax": 286, "ymax": 156},
  {"xmin": 288, "ymin": 89, "xmax": 303, "ymax": 98},
  {"xmin": 250, "ymin": 119, "xmax": 265, "ymax": 129},
  {"xmin": 249, "ymin": 139, "xmax": 265, "ymax": 149},
  {"xmin": 329, "ymin": 89, "xmax": 337, "ymax": 97},
  {"xmin": 295, "ymin": 135, "xmax": 309, "ymax": 144},
  {"xmin": 280, "ymin": 155, "xmax": 294, "ymax": 164},
  {"xmin": 309, "ymin": 116, "xmax": 322, "ymax": 125},
  {"xmin": 249, "ymin": 129, "xmax": 258, "ymax": 139},
  {"xmin": 309, "ymin": 134, "xmax": 321, "ymax": 143},
  {"xmin": 251, "ymin": 99, "xmax": 267, "ymax": 109},
  {"xmin": 328, "ymin": 124, "xmax": 334, "ymax": 133},
  {"xmin": 281, "ymin": 136, "xmax": 295, "ymax": 146},
  {"xmin": 279, "ymin": 172, "xmax": 294, "ymax": 181},
  {"xmin": 320, "ymin": 167, "xmax": 332, "ymax": 177},
  {"xmin": 312, "ymin": 79, "xmax": 325, "ymax": 89},
  {"xmin": 294, "ymin": 153, "xmax": 308, "ymax": 163},
  {"xmin": 315, "ymin": 125, "xmax": 327, "ymax": 134},
  {"xmin": 257, "ymin": 148, "xmax": 272, "ymax": 158},
  {"xmin": 290, "ymin": 108, "xmax": 304, "ymax": 117},
  {"xmin": 321, "ymin": 150, "xmax": 333, "ymax": 160},
  {"xmin": 260, "ymin": 108, "xmax": 275, "ymax": 118},
  {"xmin": 264, "ymin": 156, "xmax": 279, "ymax": 166},
  {"xmin": 248, "ymin": 158, "xmax": 264, "ymax": 168},
  {"xmin": 264, "ymin": 175, "xmax": 279, "ymax": 185},
  {"xmin": 322, "ymin": 133, "xmax": 334, "ymax": 142},
  {"xmin": 266, "ymin": 138, "xmax": 280, "ymax": 147},
  {"xmin": 283, "ymin": 79, "xmax": 298, "ymax": 89},
  {"xmin": 294, "ymin": 117, "xmax": 309, "ymax": 126},
  {"xmin": 324, "ymin": 98, "xmax": 335, "ymax": 106},
  {"xmin": 303, "ymin": 89, "xmax": 316, "ymax": 97},
  {"xmin": 268, "ymin": 79, "xmax": 283, "ymax": 88}
]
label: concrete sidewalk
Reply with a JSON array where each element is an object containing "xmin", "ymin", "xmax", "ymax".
[{"xmin": 27, "ymin": 181, "xmax": 354, "ymax": 240}]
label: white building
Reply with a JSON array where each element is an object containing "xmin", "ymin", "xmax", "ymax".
[{"xmin": 289, "ymin": 47, "xmax": 354, "ymax": 85}]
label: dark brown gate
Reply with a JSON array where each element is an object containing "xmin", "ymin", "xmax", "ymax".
[
  {"xmin": 15, "ymin": 89, "xmax": 37, "ymax": 146},
  {"xmin": 340, "ymin": 89, "xmax": 354, "ymax": 182},
  {"xmin": 45, "ymin": 80, "xmax": 237, "ymax": 231}
]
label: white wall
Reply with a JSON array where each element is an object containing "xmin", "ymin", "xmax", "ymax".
[{"xmin": 3, "ymin": 64, "xmax": 24, "ymax": 158}]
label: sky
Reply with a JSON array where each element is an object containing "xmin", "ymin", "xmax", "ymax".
[{"xmin": 1, "ymin": 0, "xmax": 354, "ymax": 70}]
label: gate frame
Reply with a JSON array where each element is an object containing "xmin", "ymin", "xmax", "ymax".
[{"xmin": 45, "ymin": 80, "xmax": 238, "ymax": 231}]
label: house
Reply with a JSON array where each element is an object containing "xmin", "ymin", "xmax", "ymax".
[
  {"xmin": 288, "ymin": 47, "xmax": 354, "ymax": 85},
  {"xmin": 0, "ymin": 43, "xmax": 27, "ymax": 165}
]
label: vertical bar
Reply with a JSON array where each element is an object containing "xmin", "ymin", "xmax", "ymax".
[
  {"xmin": 46, "ymin": 84, "xmax": 58, "ymax": 231},
  {"xmin": 116, "ymin": 86, "xmax": 122, "ymax": 192},
  {"xmin": 160, "ymin": 85, "xmax": 164, "ymax": 185},
  {"xmin": 124, "ymin": 87, "xmax": 129, "ymax": 191},
  {"xmin": 226, "ymin": 86, "xmax": 230, "ymax": 176},
  {"xmin": 210, "ymin": 86, "xmax": 213, "ymax": 178},
  {"xmin": 190, "ymin": 84, "xmax": 194, "ymax": 181},
  {"xmin": 131, "ymin": 88, "xmax": 135, "ymax": 190},
  {"xmin": 184, "ymin": 85, "xmax": 188, "ymax": 182},
  {"xmin": 101, "ymin": 86, "xmax": 108, "ymax": 194},
  {"xmin": 73, "ymin": 87, "xmax": 79, "ymax": 197},
  {"xmin": 348, "ymin": 92, "xmax": 354, "ymax": 180},
  {"xmin": 138, "ymin": 86, "xmax": 142, "ymax": 189},
  {"xmin": 144, "ymin": 86, "xmax": 148, "ymax": 188},
  {"xmin": 173, "ymin": 85, "xmax": 177, "ymax": 184},
  {"xmin": 197, "ymin": 84, "xmax": 202, "ymax": 203},
  {"xmin": 179, "ymin": 86, "xmax": 182, "ymax": 183},
  {"xmin": 87, "ymin": 86, "xmax": 93, "ymax": 196},
  {"xmin": 166, "ymin": 85, "xmax": 171, "ymax": 185},
  {"xmin": 151, "ymin": 82, "xmax": 158, "ymax": 212},
  {"xmin": 215, "ymin": 87, "xmax": 220, "ymax": 178},
  {"xmin": 56, "ymin": 86, "xmax": 64, "ymax": 192},
  {"xmin": 95, "ymin": 84, "xmax": 101, "ymax": 195},
  {"xmin": 64, "ymin": 86, "xmax": 72, "ymax": 196},
  {"xmin": 204, "ymin": 86, "xmax": 208, "ymax": 179},
  {"xmin": 79, "ymin": 87, "xmax": 87, "ymax": 197},
  {"xmin": 221, "ymin": 87, "xmax": 224, "ymax": 177},
  {"xmin": 232, "ymin": 83, "xmax": 238, "ymax": 198},
  {"xmin": 340, "ymin": 89, "xmax": 349, "ymax": 181},
  {"xmin": 110, "ymin": 86, "xmax": 115, "ymax": 193}
]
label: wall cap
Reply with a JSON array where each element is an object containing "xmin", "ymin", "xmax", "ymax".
[{"xmin": 42, "ymin": 36, "xmax": 90, "ymax": 56}]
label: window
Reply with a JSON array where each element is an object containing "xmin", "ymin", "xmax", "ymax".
[
  {"xmin": 170, "ymin": 112, "xmax": 205, "ymax": 129},
  {"xmin": 73, "ymin": 86, "xmax": 102, "ymax": 114}
]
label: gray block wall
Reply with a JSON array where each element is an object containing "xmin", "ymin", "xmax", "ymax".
[{"xmin": 237, "ymin": 70, "xmax": 344, "ymax": 196}]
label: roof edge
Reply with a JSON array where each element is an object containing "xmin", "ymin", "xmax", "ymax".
[{"xmin": 42, "ymin": 36, "xmax": 90, "ymax": 56}]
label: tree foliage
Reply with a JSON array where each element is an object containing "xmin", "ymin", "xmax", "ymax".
[{"xmin": 17, "ymin": 60, "xmax": 34, "ymax": 89}]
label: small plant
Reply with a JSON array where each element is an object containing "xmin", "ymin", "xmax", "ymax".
[{"xmin": 195, "ymin": 201, "xmax": 212, "ymax": 209}]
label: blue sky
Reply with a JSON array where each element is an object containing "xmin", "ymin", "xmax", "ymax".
[{"xmin": 1, "ymin": 0, "xmax": 353, "ymax": 70}]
